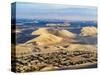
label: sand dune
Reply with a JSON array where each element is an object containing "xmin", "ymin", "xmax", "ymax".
[
  {"xmin": 26, "ymin": 33, "xmax": 62, "ymax": 45},
  {"xmin": 80, "ymin": 26, "xmax": 97, "ymax": 36},
  {"xmin": 32, "ymin": 28, "xmax": 76, "ymax": 38},
  {"xmin": 56, "ymin": 30, "xmax": 76, "ymax": 38},
  {"xmin": 27, "ymin": 28, "xmax": 76, "ymax": 45}
]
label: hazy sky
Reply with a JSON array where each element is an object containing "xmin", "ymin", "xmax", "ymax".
[{"xmin": 13, "ymin": 2, "xmax": 97, "ymax": 21}]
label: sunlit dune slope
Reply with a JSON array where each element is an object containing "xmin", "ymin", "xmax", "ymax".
[
  {"xmin": 31, "ymin": 28, "xmax": 49, "ymax": 35},
  {"xmin": 55, "ymin": 30, "xmax": 76, "ymax": 38},
  {"xmin": 80, "ymin": 26, "xmax": 97, "ymax": 36},
  {"xmin": 31, "ymin": 28, "xmax": 76, "ymax": 38},
  {"xmin": 26, "ymin": 28, "xmax": 76, "ymax": 45},
  {"xmin": 26, "ymin": 33, "xmax": 62, "ymax": 45}
]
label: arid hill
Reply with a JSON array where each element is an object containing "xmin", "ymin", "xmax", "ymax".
[
  {"xmin": 80, "ymin": 26, "xmax": 97, "ymax": 36},
  {"xmin": 26, "ymin": 33, "xmax": 62, "ymax": 45},
  {"xmin": 31, "ymin": 28, "xmax": 76, "ymax": 38},
  {"xmin": 26, "ymin": 28, "xmax": 76, "ymax": 45},
  {"xmin": 48, "ymin": 29, "xmax": 76, "ymax": 38}
]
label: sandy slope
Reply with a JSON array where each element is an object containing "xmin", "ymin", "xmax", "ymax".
[
  {"xmin": 26, "ymin": 28, "xmax": 76, "ymax": 45},
  {"xmin": 31, "ymin": 28, "xmax": 49, "ymax": 35},
  {"xmin": 80, "ymin": 26, "xmax": 97, "ymax": 36},
  {"xmin": 31, "ymin": 28, "xmax": 76, "ymax": 37},
  {"xmin": 26, "ymin": 33, "xmax": 63, "ymax": 45}
]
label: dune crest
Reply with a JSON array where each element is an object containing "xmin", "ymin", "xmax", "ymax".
[
  {"xmin": 32, "ymin": 27, "xmax": 76, "ymax": 37},
  {"xmin": 56, "ymin": 30, "xmax": 75, "ymax": 38},
  {"xmin": 31, "ymin": 28, "xmax": 49, "ymax": 35},
  {"xmin": 26, "ymin": 28, "xmax": 76, "ymax": 45}
]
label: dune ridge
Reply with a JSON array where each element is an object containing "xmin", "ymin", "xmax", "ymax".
[{"xmin": 26, "ymin": 28, "xmax": 76, "ymax": 45}]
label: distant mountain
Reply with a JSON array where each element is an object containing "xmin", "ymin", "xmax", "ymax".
[{"xmin": 14, "ymin": 18, "xmax": 97, "ymax": 28}]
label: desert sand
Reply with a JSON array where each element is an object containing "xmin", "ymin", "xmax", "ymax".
[{"xmin": 12, "ymin": 26, "xmax": 97, "ymax": 72}]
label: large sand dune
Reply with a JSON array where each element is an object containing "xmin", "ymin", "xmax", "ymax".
[
  {"xmin": 32, "ymin": 28, "xmax": 76, "ymax": 38},
  {"xmin": 26, "ymin": 28, "xmax": 76, "ymax": 45}
]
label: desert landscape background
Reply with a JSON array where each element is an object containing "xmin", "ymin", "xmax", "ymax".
[{"xmin": 11, "ymin": 2, "xmax": 97, "ymax": 72}]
